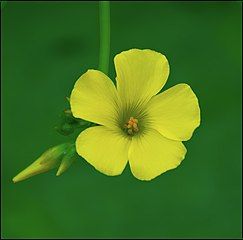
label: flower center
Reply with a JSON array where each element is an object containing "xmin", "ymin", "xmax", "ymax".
[{"xmin": 123, "ymin": 117, "xmax": 139, "ymax": 136}]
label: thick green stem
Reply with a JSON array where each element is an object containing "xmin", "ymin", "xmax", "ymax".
[{"xmin": 98, "ymin": 1, "xmax": 110, "ymax": 75}]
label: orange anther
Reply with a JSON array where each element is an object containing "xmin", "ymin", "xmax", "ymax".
[{"xmin": 124, "ymin": 117, "xmax": 139, "ymax": 135}]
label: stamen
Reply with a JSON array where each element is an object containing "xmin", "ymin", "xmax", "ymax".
[{"xmin": 124, "ymin": 117, "xmax": 139, "ymax": 136}]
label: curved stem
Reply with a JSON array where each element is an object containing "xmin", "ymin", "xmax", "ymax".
[{"xmin": 98, "ymin": 1, "xmax": 110, "ymax": 75}]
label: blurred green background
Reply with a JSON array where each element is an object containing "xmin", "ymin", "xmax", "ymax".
[{"xmin": 2, "ymin": 1, "xmax": 242, "ymax": 238}]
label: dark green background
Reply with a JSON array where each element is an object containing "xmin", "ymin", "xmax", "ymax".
[{"xmin": 2, "ymin": 1, "xmax": 242, "ymax": 238}]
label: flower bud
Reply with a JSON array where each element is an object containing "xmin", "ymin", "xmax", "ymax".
[
  {"xmin": 63, "ymin": 109, "xmax": 76, "ymax": 124},
  {"xmin": 56, "ymin": 145, "xmax": 78, "ymax": 176},
  {"xmin": 55, "ymin": 123, "xmax": 74, "ymax": 136},
  {"xmin": 12, "ymin": 143, "xmax": 71, "ymax": 183}
]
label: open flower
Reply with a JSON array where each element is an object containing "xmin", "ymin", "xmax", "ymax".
[{"xmin": 70, "ymin": 49, "xmax": 200, "ymax": 181}]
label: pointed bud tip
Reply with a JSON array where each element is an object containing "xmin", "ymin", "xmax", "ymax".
[
  {"xmin": 56, "ymin": 168, "xmax": 63, "ymax": 177},
  {"xmin": 12, "ymin": 175, "xmax": 22, "ymax": 183},
  {"xmin": 12, "ymin": 177, "xmax": 17, "ymax": 183}
]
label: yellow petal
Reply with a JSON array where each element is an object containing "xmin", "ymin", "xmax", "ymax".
[
  {"xmin": 114, "ymin": 49, "xmax": 169, "ymax": 107},
  {"xmin": 146, "ymin": 84, "xmax": 200, "ymax": 141},
  {"xmin": 128, "ymin": 129, "xmax": 186, "ymax": 181},
  {"xmin": 76, "ymin": 126, "xmax": 131, "ymax": 176},
  {"xmin": 70, "ymin": 70, "xmax": 119, "ymax": 128}
]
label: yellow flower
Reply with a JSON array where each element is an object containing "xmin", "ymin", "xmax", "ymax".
[{"xmin": 70, "ymin": 49, "xmax": 200, "ymax": 181}]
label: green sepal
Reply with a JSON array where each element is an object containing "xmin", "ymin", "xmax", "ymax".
[
  {"xmin": 55, "ymin": 109, "xmax": 92, "ymax": 136},
  {"xmin": 39, "ymin": 143, "xmax": 71, "ymax": 164}
]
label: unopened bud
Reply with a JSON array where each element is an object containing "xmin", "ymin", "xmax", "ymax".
[
  {"xmin": 56, "ymin": 145, "xmax": 77, "ymax": 176},
  {"xmin": 55, "ymin": 123, "xmax": 74, "ymax": 136},
  {"xmin": 12, "ymin": 143, "xmax": 71, "ymax": 183},
  {"xmin": 63, "ymin": 109, "xmax": 76, "ymax": 124}
]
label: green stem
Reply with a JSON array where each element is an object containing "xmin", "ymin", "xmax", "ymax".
[{"xmin": 98, "ymin": 1, "xmax": 110, "ymax": 75}]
